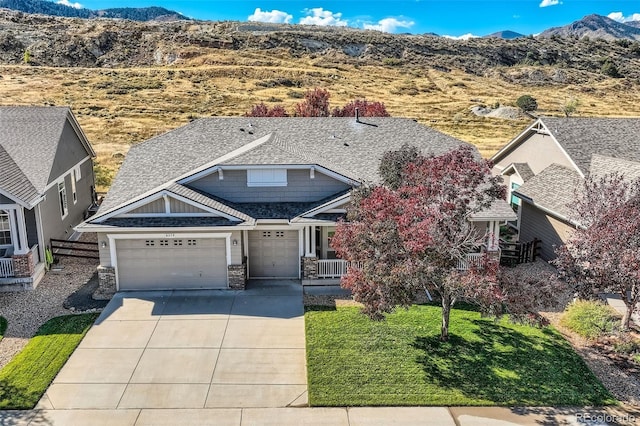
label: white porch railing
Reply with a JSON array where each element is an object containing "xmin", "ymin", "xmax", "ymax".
[
  {"xmin": 0, "ymin": 258, "xmax": 13, "ymax": 278},
  {"xmin": 457, "ymin": 253, "xmax": 484, "ymax": 271},
  {"xmin": 30, "ymin": 244, "xmax": 40, "ymax": 265},
  {"xmin": 317, "ymin": 259, "xmax": 362, "ymax": 278}
]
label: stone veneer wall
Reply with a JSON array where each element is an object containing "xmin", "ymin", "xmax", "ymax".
[
  {"xmin": 94, "ymin": 266, "xmax": 116, "ymax": 300},
  {"xmin": 12, "ymin": 251, "xmax": 34, "ymax": 278},
  {"xmin": 228, "ymin": 262, "xmax": 247, "ymax": 290},
  {"xmin": 302, "ymin": 256, "xmax": 318, "ymax": 279}
]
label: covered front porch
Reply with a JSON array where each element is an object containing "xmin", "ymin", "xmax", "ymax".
[{"xmin": 0, "ymin": 205, "xmax": 45, "ymax": 290}]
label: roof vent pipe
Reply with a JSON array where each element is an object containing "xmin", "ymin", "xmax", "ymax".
[{"xmin": 355, "ymin": 107, "xmax": 360, "ymax": 123}]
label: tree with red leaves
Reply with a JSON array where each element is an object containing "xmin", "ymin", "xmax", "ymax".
[
  {"xmin": 331, "ymin": 99, "xmax": 390, "ymax": 117},
  {"xmin": 245, "ymin": 102, "xmax": 289, "ymax": 117},
  {"xmin": 332, "ymin": 145, "xmax": 567, "ymax": 340},
  {"xmin": 554, "ymin": 173, "xmax": 640, "ymax": 330},
  {"xmin": 294, "ymin": 88, "xmax": 331, "ymax": 117}
]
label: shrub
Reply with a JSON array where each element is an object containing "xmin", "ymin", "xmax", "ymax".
[
  {"xmin": 516, "ymin": 95, "xmax": 538, "ymax": 112},
  {"xmin": 601, "ymin": 59, "xmax": 622, "ymax": 78},
  {"xmin": 560, "ymin": 300, "xmax": 620, "ymax": 339},
  {"xmin": 383, "ymin": 58, "xmax": 403, "ymax": 66}
]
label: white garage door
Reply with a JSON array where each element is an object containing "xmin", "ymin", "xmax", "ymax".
[
  {"xmin": 248, "ymin": 230, "xmax": 299, "ymax": 278},
  {"xmin": 116, "ymin": 237, "xmax": 228, "ymax": 290}
]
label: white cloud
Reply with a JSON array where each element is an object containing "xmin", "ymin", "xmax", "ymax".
[
  {"xmin": 299, "ymin": 8, "xmax": 348, "ymax": 27},
  {"xmin": 363, "ymin": 18, "xmax": 415, "ymax": 33},
  {"xmin": 608, "ymin": 12, "xmax": 640, "ymax": 23},
  {"xmin": 442, "ymin": 33, "xmax": 480, "ymax": 40},
  {"xmin": 248, "ymin": 8, "xmax": 293, "ymax": 24},
  {"xmin": 56, "ymin": 0, "xmax": 83, "ymax": 8},
  {"xmin": 539, "ymin": 0, "xmax": 561, "ymax": 8}
]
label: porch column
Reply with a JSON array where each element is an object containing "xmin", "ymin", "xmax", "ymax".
[
  {"xmin": 304, "ymin": 226, "xmax": 316, "ymax": 257},
  {"xmin": 310, "ymin": 225, "xmax": 316, "ymax": 257},
  {"xmin": 487, "ymin": 221, "xmax": 499, "ymax": 251},
  {"xmin": 15, "ymin": 207, "xmax": 29, "ymax": 254},
  {"xmin": 7, "ymin": 208, "xmax": 20, "ymax": 254}
]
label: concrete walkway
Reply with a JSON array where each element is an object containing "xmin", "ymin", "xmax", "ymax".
[
  {"xmin": 0, "ymin": 405, "xmax": 636, "ymax": 425},
  {"xmin": 37, "ymin": 280, "xmax": 307, "ymax": 411}
]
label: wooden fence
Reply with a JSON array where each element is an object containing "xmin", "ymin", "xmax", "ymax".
[
  {"xmin": 50, "ymin": 239, "xmax": 99, "ymax": 260},
  {"xmin": 499, "ymin": 238, "xmax": 541, "ymax": 266}
]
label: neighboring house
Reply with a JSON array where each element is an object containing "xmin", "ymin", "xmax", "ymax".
[
  {"xmin": 0, "ymin": 106, "xmax": 96, "ymax": 289},
  {"xmin": 491, "ymin": 117, "xmax": 640, "ymax": 261},
  {"xmin": 78, "ymin": 117, "xmax": 515, "ymax": 294}
]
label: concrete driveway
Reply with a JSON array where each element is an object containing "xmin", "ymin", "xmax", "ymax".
[{"xmin": 38, "ymin": 280, "xmax": 307, "ymax": 411}]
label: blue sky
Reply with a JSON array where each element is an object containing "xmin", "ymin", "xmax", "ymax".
[{"xmin": 58, "ymin": 1, "xmax": 640, "ymax": 37}]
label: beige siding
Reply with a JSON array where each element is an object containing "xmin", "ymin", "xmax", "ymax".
[
  {"xmin": 519, "ymin": 202, "xmax": 576, "ymax": 261},
  {"xmin": 128, "ymin": 198, "xmax": 165, "ymax": 215},
  {"xmin": 494, "ymin": 133, "xmax": 577, "ymax": 175},
  {"xmin": 98, "ymin": 232, "xmax": 111, "ymax": 266},
  {"xmin": 169, "ymin": 198, "xmax": 208, "ymax": 214},
  {"xmin": 190, "ymin": 169, "xmax": 351, "ymax": 203}
]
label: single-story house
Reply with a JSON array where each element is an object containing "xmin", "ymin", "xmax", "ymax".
[
  {"xmin": 491, "ymin": 117, "xmax": 640, "ymax": 260},
  {"xmin": 78, "ymin": 117, "xmax": 515, "ymax": 294},
  {"xmin": 0, "ymin": 106, "xmax": 96, "ymax": 290}
]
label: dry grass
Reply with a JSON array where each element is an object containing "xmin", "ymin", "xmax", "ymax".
[{"xmin": 2, "ymin": 51, "xmax": 640, "ymax": 191}]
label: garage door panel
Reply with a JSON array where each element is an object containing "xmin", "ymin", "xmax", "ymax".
[
  {"xmin": 248, "ymin": 230, "xmax": 299, "ymax": 278},
  {"xmin": 116, "ymin": 238, "xmax": 228, "ymax": 290}
]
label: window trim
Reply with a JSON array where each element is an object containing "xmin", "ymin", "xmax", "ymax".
[
  {"xmin": 58, "ymin": 181, "xmax": 68, "ymax": 219},
  {"xmin": 71, "ymin": 169, "xmax": 78, "ymax": 204},
  {"xmin": 0, "ymin": 210, "xmax": 11, "ymax": 247}
]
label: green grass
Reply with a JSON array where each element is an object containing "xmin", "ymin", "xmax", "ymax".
[
  {"xmin": 0, "ymin": 313, "xmax": 98, "ymax": 409},
  {"xmin": 561, "ymin": 300, "xmax": 620, "ymax": 339},
  {"xmin": 305, "ymin": 304, "xmax": 615, "ymax": 407},
  {"xmin": 0, "ymin": 317, "xmax": 6, "ymax": 341}
]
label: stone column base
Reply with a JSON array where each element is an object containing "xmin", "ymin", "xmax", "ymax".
[
  {"xmin": 302, "ymin": 256, "xmax": 318, "ymax": 280},
  {"xmin": 228, "ymin": 263, "xmax": 247, "ymax": 290},
  {"xmin": 94, "ymin": 266, "xmax": 116, "ymax": 300}
]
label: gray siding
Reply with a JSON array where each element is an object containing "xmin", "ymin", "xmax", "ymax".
[
  {"xmin": 47, "ymin": 120, "xmax": 92, "ymax": 185},
  {"xmin": 0, "ymin": 194, "xmax": 14, "ymax": 204},
  {"xmin": 40, "ymin": 158, "xmax": 95, "ymax": 248},
  {"xmin": 24, "ymin": 207, "xmax": 38, "ymax": 247},
  {"xmin": 170, "ymin": 198, "xmax": 208, "ymax": 214},
  {"xmin": 189, "ymin": 169, "xmax": 351, "ymax": 203},
  {"xmin": 128, "ymin": 198, "xmax": 165, "ymax": 215},
  {"xmin": 519, "ymin": 202, "xmax": 576, "ymax": 261},
  {"xmin": 494, "ymin": 133, "xmax": 577, "ymax": 175},
  {"xmin": 98, "ymin": 232, "xmax": 111, "ymax": 266}
]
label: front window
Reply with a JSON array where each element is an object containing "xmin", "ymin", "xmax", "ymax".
[
  {"xmin": 71, "ymin": 169, "xmax": 78, "ymax": 204},
  {"xmin": 510, "ymin": 182, "xmax": 521, "ymax": 210},
  {"xmin": 0, "ymin": 210, "xmax": 11, "ymax": 246},
  {"xmin": 59, "ymin": 182, "xmax": 68, "ymax": 218}
]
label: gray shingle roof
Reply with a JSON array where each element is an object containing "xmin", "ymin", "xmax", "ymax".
[
  {"xmin": 589, "ymin": 154, "xmax": 640, "ymax": 181},
  {"xmin": 165, "ymin": 183, "xmax": 254, "ymax": 223},
  {"xmin": 540, "ymin": 117, "xmax": 640, "ymax": 175},
  {"xmin": 0, "ymin": 106, "xmax": 72, "ymax": 205},
  {"xmin": 511, "ymin": 163, "xmax": 535, "ymax": 182},
  {"xmin": 514, "ymin": 164, "xmax": 582, "ymax": 220},
  {"xmin": 470, "ymin": 200, "xmax": 517, "ymax": 221},
  {"xmin": 98, "ymin": 117, "xmax": 468, "ymax": 214},
  {"xmin": 101, "ymin": 217, "xmax": 240, "ymax": 228},
  {"xmin": 0, "ymin": 145, "xmax": 39, "ymax": 206}
]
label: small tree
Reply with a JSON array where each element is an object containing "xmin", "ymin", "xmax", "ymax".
[
  {"xmin": 246, "ymin": 102, "xmax": 289, "ymax": 117},
  {"xmin": 554, "ymin": 173, "xmax": 640, "ymax": 330},
  {"xmin": 331, "ymin": 99, "xmax": 390, "ymax": 117},
  {"xmin": 601, "ymin": 59, "xmax": 622, "ymax": 78},
  {"xmin": 294, "ymin": 88, "xmax": 331, "ymax": 117},
  {"xmin": 561, "ymin": 98, "xmax": 580, "ymax": 117},
  {"xmin": 332, "ymin": 146, "xmax": 566, "ymax": 340},
  {"xmin": 23, "ymin": 49, "xmax": 31, "ymax": 64},
  {"xmin": 516, "ymin": 95, "xmax": 538, "ymax": 113}
]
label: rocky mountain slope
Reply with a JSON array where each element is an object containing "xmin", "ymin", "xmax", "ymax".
[
  {"xmin": 485, "ymin": 30, "xmax": 525, "ymax": 40},
  {"xmin": 540, "ymin": 14, "xmax": 640, "ymax": 41},
  {"xmin": 1, "ymin": 10, "xmax": 640, "ymax": 83},
  {"xmin": 0, "ymin": 0, "xmax": 187, "ymax": 21}
]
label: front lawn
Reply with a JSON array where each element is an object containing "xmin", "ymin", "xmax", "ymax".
[
  {"xmin": 306, "ymin": 304, "xmax": 615, "ymax": 406},
  {"xmin": 0, "ymin": 313, "xmax": 98, "ymax": 409}
]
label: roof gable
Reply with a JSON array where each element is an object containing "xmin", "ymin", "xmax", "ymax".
[
  {"xmin": 0, "ymin": 106, "xmax": 94, "ymax": 203},
  {"xmin": 97, "ymin": 117, "xmax": 469, "ymax": 218}
]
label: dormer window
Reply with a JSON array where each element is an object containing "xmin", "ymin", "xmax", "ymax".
[{"xmin": 247, "ymin": 169, "xmax": 287, "ymax": 187}]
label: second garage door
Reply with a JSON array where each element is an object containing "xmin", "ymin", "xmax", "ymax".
[
  {"xmin": 248, "ymin": 230, "xmax": 299, "ymax": 278},
  {"xmin": 116, "ymin": 237, "xmax": 228, "ymax": 290}
]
